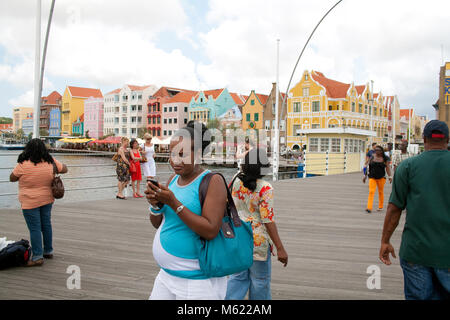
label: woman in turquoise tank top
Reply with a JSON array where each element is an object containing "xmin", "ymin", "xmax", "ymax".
[{"xmin": 145, "ymin": 121, "xmax": 229, "ymax": 300}]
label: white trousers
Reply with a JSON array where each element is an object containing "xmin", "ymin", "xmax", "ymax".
[{"xmin": 149, "ymin": 269, "xmax": 228, "ymax": 300}]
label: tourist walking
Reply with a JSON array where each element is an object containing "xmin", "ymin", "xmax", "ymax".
[
  {"xmin": 145, "ymin": 121, "xmax": 229, "ymax": 300},
  {"xmin": 379, "ymin": 120, "xmax": 450, "ymax": 300},
  {"xmin": 116, "ymin": 137, "xmax": 131, "ymax": 200},
  {"xmin": 363, "ymin": 145, "xmax": 392, "ymax": 213},
  {"xmin": 130, "ymin": 138, "xmax": 143, "ymax": 198},
  {"xmin": 392, "ymin": 140, "xmax": 411, "ymax": 173},
  {"xmin": 140, "ymin": 133, "xmax": 156, "ymax": 181},
  {"xmin": 9, "ymin": 138, "xmax": 68, "ymax": 266},
  {"xmin": 225, "ymin": 148, "xmax": 288, "ymax": 300}
]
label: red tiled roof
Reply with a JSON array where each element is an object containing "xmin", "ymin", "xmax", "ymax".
[
  {"xmin": 68, "ymin": 86, "xmax": 103, "ymax": 98},
  {"xmin": 373, "ymin": 93, "xmax": 379, "ymax": 98},
  {"xmin": 106, "ymin": 88, "xmax": 121, "ymax": 95},
  {"xmin": 230, "ymin": 92, "xmax": 247, "ymax": 105},
  {"xmin": 41, "ymin": 91, "xmax": 61, "ymax": 105},
  {"xmin": 355, "ymin": 85, "xmax": 366, "ymax": 95},
  {"xmin": 256, "ymin": 94, "xmax": 269, "ymax": 105},
  {"xmin": 127, "ymin": 84, "xmax": 153, "ymax": 91},
  {"xmin": 310, "ymin": 71, "xmax": 350, "ymax": 99},
  {"xmin": 165, "ymin": 91, "xmax": 198, "ymax": 104},
  {"xmin": 400, "ymin": 109, "xmax": 413, "ymax": 119},
  {"xmin": 152, "ymin": 87, "xmax": 196, "ymax": 98}
]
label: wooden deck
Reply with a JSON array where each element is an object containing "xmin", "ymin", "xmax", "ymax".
[{"xmin": 0, "ymin": 172, "xmax": 404, "ymax": 300}]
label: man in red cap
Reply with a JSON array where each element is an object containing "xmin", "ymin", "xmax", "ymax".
[{"xmin": 379, "ymin": 120, "xmax": 450, "ymax": 300}]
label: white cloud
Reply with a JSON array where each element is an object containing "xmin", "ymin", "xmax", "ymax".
[
  {"xmin": 198, "ymin": 0, "xmax": 450, "ymax": 118},
  {"xmin": 8, "ymin": 89, "xmax": 34, "ymax": 107}
]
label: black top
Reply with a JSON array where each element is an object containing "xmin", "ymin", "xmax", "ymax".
[{"xmin": 368, "ymin": 159, "xmax": 387, "ymax": 179}]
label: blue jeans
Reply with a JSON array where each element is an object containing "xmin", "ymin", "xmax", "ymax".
[
  {"xmin": 22, "ymin": 203, "xmax": 54, "ymax": 261},
  {"xmin": 400, "ymin": 258, "xmax": 450, "ymax": 300},
  {"xmin": 225, "ymin": 250, "xmax": 272, "ymax": 300}
]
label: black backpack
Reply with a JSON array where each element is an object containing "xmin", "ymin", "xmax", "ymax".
[{"xmin": 0, "ymin": 239, "xmax": 31, "ymax": 270}]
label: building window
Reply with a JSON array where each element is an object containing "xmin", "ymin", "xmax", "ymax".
[
  {"xmin": 293, "ymin": 102, "xmax": 301, "ymax": 112},
  {"xmin": 251, "ymin": 99, "xmax": 255, "ymax": 106},
  {"xmin": 174, "ymin": 118, "xmax": 177, "ymax": 124},
  {"xmin": 131, "ymin": 128, "xmax": 136, "ymax": 134},
  {"xmin": 122, "ymin": 128, "xmax": 127, "ymax": 134},
  {"xmin": 184, "ymin": 107, "xmax": 188, "ymax": 112},
  {"xmin": 184, "ymin": 118, "xmax": 187, "ymax": 124},
  {"xmin": 138, "ymin": 105, "xmax": 142, "ymax": 111},
  {"xmin": 305, "ymin": 73, "xmax": 308, "ymax": 81},
  {"xmin": 138, "ymin": 95, "xmax": 142, "ymax": 100},
  {"xmin": 164, "ymin": 118, "xmax": 167, "ymax": 124},
  {"xmin": 122, "ymin": 106, "xmax": 127, "ymax": 112},
  {"xmin": 328, "ymin": 105, "xmax": 332, "ymax": 111},
  {"xmin": 312, "ymin": 101, "xmax": 320, "ymax": 112},
  {"xmin": 303, "ymin": 87, "xmax": 309, "ymax": 97},
  {"xmin": 174, "ymin": 106, "xmax": 177, "ymax": 112},
  {"xmin": 168, "ymin": 130, "xmax": 172, "ymax": 136},
  {"xmin": 331, "ymin": 138, "xmax": 341, "ymax": 152},
  {"xmin": 351, "ymin": 102, "xmax": 356, "ymax": 112},
  {"xmin": 131, "ymin": 105, "xmax": 136, "ymax": 111},
  {"xmin": 364, "ymin": 105, "xmax": 368, "ymax": 114},
  {"xmin": 254, "ymin": 113, "xmax": 259, "ymax": 121},
  {"xmin": 320, "ymin": 138, "xmax": 330, "ymax": 152},
  {"xmin": 374, "ymin": 107, "xmax": 377, "ymax": 116},
  {"xmin": 138, "ymin": 116, "xmax": 142, "ymax": 123},
  {"xmin": 131, "ymin": 117, "xmax": 136, "ymax": 123},
  {"xmin": 359, "ymin": 103, "xmax": 362, "ymax": 113},
  {"xmin": 122, "ymin": 117, "xmax": 127, "ymax": 123},
  {"xmin": 163, "ymin": 130, "xmax": 167, "ymax": 136},
  {"xmin": 293, "ymin": 125, "xmax": 302, "ymax": 136},
  {"xmin": 169, "ymin": 107, "xmax": 172, "ymax": 112},
  {"xmin": 164, "ymin": 107, "xmax": 167, "ymax": 112},
  {"xmin": 246, "ymin": 113, "xmax": 251, "ymax": 121},
  {"xmin": 157, "ymin": 117, "xmax": 160, "ymax": 124},
  {"xmin": 169, "ymin": 118, "xmax": 172, "ymax": 124},
  {"xmin": 312, "ymin": 123, "xmax": 320, "ymax": 129},
  {"xmin": 310, "ymin": 138, "xmax": 319, "ymax": 152}
]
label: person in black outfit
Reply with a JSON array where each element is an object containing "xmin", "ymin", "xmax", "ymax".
[{"xmin": 363, "ymin": 145, "xmax": 392, "ymax": 213}]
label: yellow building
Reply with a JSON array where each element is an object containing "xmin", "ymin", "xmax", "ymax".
[
  {"xmin": 241, "ymin": 90, "xmax": 268, "ymax": 131},
  {"xmin": 61, "ymin": 86, "xmax": 102, "ymax": 135},
  {"xmin": 12, "ymin": 106, "xmax": 34, "ymax": 132},
  {"xmin": 287, "ymin": 70, "xmax": 389, "ymax": 150}
]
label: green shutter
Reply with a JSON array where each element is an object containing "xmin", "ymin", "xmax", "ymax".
[
  {"xmin": 254, "ymin": 113, "xmax": 259, "ymax": 121},
  {"xmin": 246, "ymin": 113, "xmax": 251, "ymax": 121}
]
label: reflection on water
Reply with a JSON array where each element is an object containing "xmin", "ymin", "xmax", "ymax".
[{"xmin": 0, "ymin": 151, "xmax": 238, "ymax": 209}]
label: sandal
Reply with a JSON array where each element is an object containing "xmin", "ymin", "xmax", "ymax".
[
  {"xmin": 133, "ymin": 193, "xmax": 139, "ymax": 198},
  {"xmin": 116, "ymin": 195, "xmax": 126, "ymax": 200},
  {"xmin": 136, "ymin": 193, "xmax": 144, "ymax": 198}
]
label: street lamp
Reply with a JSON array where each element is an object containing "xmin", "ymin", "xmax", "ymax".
[{"xmin": 276, "ymin": 0, "xmax": 343, "ymax": 180}]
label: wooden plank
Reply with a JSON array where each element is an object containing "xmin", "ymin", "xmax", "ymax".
[{"xmin": 0, "ymin": 172, "xmax": 404, "ymax": 299}]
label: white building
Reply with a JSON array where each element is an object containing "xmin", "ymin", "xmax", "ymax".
[{"xmin": 103, "ymin": 84, "xmax": 158, "ymax": 138}]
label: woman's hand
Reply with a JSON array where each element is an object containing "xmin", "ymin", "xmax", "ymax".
[
  {"xmin": 277, "ymin": 247, "xmax": 288, "ymax": 267},
  {"xmin": 362, "ymin": 176, "xmax": 367, "ymax": 184},
  {"xmin": 145, "ymin": 181, "xmax": 176, "ymax": 207}
]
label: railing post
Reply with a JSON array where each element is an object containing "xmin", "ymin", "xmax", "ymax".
[
  {"xmin": 344, "ymin": 151, "xmax": 347, "ymax": 173},
  {"xmin": 326, "ymin": 150, "xmax": 329, "ymax": 176},
  {"xmin": 303, "ymin": 151, "xmax": 307, "ymax": 178}
]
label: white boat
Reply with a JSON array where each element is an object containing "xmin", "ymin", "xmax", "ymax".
[{"xmin": 0, "ymin": 134, "xmax": 26, "ymax": 150}]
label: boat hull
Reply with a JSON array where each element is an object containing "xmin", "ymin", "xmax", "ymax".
[{"xmin": 0, "ymin": 144, "xmax": 25, "ymax": 150}]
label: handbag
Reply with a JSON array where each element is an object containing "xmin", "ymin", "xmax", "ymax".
[
  {"xmin": 51, "ymin": 162, "xmax": 65, "ymax": 199},
  {"xmin": 129, "ymin": 160, "xmax": 137, "ymax": 173},
  {"xmin": 197, "ymin": 172, "xmax": 254, "ymax": 278}
]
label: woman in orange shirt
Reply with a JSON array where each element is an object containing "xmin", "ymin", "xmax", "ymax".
[{"xmin": 10, "ymin": 139, "xmax": 68, "ymax": 267}]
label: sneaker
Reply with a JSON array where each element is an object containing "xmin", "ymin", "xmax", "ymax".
[
  {"xmin": 365, "ymin": 209, "xmax": 372, "ymax": 214},
  {"xmin": 43, "ymin": 254, "xmax": 53, "ymax": 259}
]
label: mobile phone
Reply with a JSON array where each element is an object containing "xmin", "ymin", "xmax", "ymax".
[{"xmin": 147, "ymin": 179, "xmax": 163, "ymax": 209}]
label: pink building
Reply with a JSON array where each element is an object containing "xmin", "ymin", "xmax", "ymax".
[
  {"xmin": 84, "ymin": 96, "xmax": 104, "ymax": 139},
  {"xmin": 162, "ymin": 91, "xmax": 198, "ymax": 138}
]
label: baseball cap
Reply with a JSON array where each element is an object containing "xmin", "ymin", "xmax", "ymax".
[{"xmin": 423, "ymin": 120, "xmax": 449, "ymax": 139}]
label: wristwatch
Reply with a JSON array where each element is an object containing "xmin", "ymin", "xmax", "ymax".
[{"xmin": 175, "ymin": 205, "xmax": 185, "ymax": 215}]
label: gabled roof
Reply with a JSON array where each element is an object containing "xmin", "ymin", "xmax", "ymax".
[
  {"xmin": 41, "ymin": 91, "xmax": 61, "ymax": 105},
  {"xmin": 310, "ymin": 71, "xmax": 350, "ymax": 99},
  {"xmin": 400, "ymin": 109, "xmax": 413, "ymax": 119},
  {"xmin": 165, "ymin": 91, "xmax": 198, "ymax": 104},
  {"xmin": 355, "ymin": 85, "xmax": 366, "ymax": 96},
  {"xmin": 196, "ymin": 89, "xmax": 224, "ymax": 101},
  {"xmin": 68, "ymin": 86, "xmax": 103, "ymax": 98},
  {"xmin": 230, "ymin": 92, "xmax": 247, "ymax": 105},
  {"xmin": 152, "ymin": 86, "xmax": 196, "ymax": 99},
  {"xmin": 106, "ymin": 88, "xmax": 121, "ymax": 95},
  {"xmin": 127, "ymin": 84, "xmax": 153, "ymax": 91}
]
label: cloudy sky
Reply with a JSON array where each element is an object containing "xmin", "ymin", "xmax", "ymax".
[{"xmin": 0, "ymin": 0, "xmax": 449, "ymax": 119}]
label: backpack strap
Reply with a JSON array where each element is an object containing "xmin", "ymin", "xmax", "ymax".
[{"xmin": 199, "ymin": 172, "xmax": 241, "ymax": 227}]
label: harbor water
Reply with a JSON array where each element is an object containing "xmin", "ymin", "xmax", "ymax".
[{"xmin": 0, "ymin": 150, "xmax": 239, "ymax": 209}]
